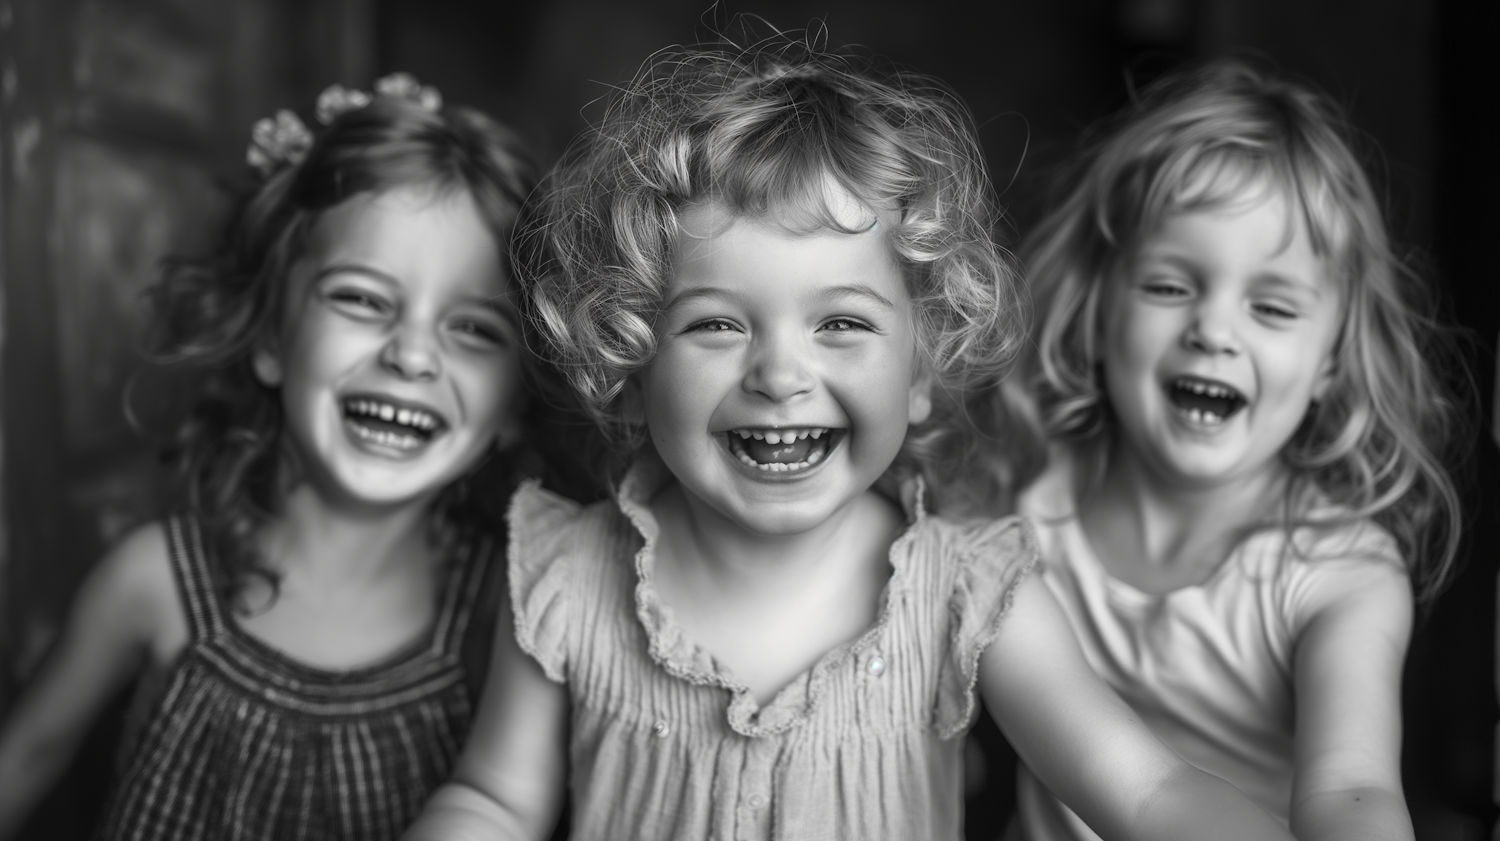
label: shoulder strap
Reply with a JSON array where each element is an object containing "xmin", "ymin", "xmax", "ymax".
[
  {"xmin": 434, "ymin": 533, "xmax": 497, "ymax": 656},
  {"xmin": 164, "ymin": 516, "xmax": 228, "ymax": 641}
]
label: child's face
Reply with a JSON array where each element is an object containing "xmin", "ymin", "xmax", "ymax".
[
  {"xmin": 255, "ymin": 184, "xmax": 525, "ymax": 510},
  {"xmin": 638, "ymin": 201, "xmax": 931, "ymax": 536},
  {"xmin": 1098, "ymin": 189, "xmax": 1341, "ymax": 488}
]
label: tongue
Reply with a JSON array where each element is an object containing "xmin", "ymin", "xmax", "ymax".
[{"xmin": 743, "ymin": 436, "xmax": 814, "ymax": 464}]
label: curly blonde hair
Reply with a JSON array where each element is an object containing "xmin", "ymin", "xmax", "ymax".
[
  {"xmin": 1018, "ymin": 59, "xmax": 1466, "ymax": 601},
  {"xmin": 519, "ymin": 37, "xmax": 1027, "ymax": 514}
]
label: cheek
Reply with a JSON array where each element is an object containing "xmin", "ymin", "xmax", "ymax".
[
  {"xmin": 459, "ymin": 355, "xmax": 527, "ymax": 431},
  {"xmin": 838, "ymin": 344, "xmax": 919, "ymax": 441},
  {"xmin": 640, "ymin": 357, "xmax": 708, "ymax": 436},
  {"xmin": 286, "ymin": 315, "xmax": 369, "ymax": 378},
  {"xmin": 1099, "ymin": 308, "xmax": 1161, "ymax": 389}
]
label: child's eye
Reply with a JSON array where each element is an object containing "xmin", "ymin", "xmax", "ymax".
[
  {"xmin": 327, "ymin": 289, "xmax": 390, "ymax": 315},
  {"xmin": 1140, "ymin": 278, "xmax": 1190, "ymax": 298},
  {"xmin": 449, "ymin": 318, "xmax": 508, "ymax": 347},
  {"xmin": 819, "ymin": 317, "xmax": 874, "ymax": 333},
  {"xmin": 685, "ymin": 318, "xmax": 739, "ymax": 334},
  {"xmin": 1252, "ymin": 301, "xmax": 1298, "ymax": 320}
]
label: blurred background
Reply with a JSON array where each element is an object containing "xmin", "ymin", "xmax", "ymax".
[{"xmin": 0, "ymin": 0, "xmax": 1494, "ymax": 838}]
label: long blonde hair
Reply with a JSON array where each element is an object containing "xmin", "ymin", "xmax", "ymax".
[{"xmin": 1018, "ymin": 60, "xmax": 1467, "ymax": 600}]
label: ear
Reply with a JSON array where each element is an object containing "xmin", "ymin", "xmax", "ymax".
[
  {"xmin": 1311, "ymin": 352, "xmax": 1336, "ymax": 403},
  {"xmin": 252, "ymin": 340, "xmax": 284, "ymax": 387},
  {"xmin": 908, "ymin": 365, "xmax": 934, "ymax": 426}
]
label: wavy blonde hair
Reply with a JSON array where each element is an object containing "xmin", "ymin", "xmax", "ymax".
[
  {"xmin": 1017, "ymin": 59, "xmax": 1466, "ymax": 601},
  {"xmin": 519, "ymin": 36, "xmax": 1027, "ymax": 515}
]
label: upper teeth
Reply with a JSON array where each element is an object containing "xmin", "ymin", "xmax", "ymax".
[
  {"xmin": 732, "ymin": 428, "xmax": 827, "ymax": 444},
  {"xmin": 1179, "ymin": 380, "xmax": 1236, "ymax": 399},
  {"xmin": 346, "ymin": 399, "xmax": 440, "ymax": 431}
]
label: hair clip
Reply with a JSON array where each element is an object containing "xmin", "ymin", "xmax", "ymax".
[
  {"xmin": 245, "ymin": 73, "xmax": 443, "ymax": 177},
  {"xmin": 246, "ymin": 109, "xmax": 314, "ymax": 177}
]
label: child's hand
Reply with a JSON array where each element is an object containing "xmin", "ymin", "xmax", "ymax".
[{"xmin": 979, "ymin": 575, "xmax": 1296, "ymax": 841}]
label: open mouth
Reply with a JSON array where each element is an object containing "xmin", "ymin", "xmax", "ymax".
[
  {"xmin": 1166, "ymin": 377, "xmax": 1247, "ymax": 426},
  {"xmin": 726, "ymin": 427, "xmax": 841, "ymax": 473},
  {"xmin": 343, "ymin": 396, "xmax": 447, "ymax": 451}
]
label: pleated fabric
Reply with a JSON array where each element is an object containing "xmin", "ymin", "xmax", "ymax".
[
  {"xmin": 508, "ymin": 456, "xmax": 1038, "ymax": 841},
  {"xmin": 97, "ymin": 516, "xmax": 494, "ymax": 841}
]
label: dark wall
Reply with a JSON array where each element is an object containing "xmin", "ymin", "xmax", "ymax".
[{"xmin": 0, "ymin": 0, "xmax": 1492, "ymax": 838}]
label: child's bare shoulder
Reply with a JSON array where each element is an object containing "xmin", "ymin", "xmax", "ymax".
[{"xmin": 77, "ymin": 522, "xmax": 184, "ymax": 653}]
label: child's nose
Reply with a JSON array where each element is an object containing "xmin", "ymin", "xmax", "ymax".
[
  {"xmin": 1182, "ymin": 302, "xmax": 1240, "ymax": 356},
  {"xmin": 742, "ymin": 335, "xmax": 815, "ymax": 401},
  {"xmin": 379, "ymin": 325, "xmax": 442, "ymax": 380}
]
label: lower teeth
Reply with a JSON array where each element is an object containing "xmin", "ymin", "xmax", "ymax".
[
  {"xmin": 352, "ymin": 424, "xmax": 422, "ymax": 450},
  {"xmin": 1186, "ymin": 408, "xmax": 1224, "ymax": 425}
]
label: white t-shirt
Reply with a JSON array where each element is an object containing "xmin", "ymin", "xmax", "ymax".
[{"xmin": 1015, "ymin": 456, "xmax": 1406, "ymax": 841}]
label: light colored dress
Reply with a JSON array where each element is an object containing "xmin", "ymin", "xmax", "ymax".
[
  {"xmin": 508, "ymin": 456, "xmax": 1037, "ymax": 841},
  {"xmin": 1014, "ymin": 457, "xmax": 1406, "ymax": 840}
]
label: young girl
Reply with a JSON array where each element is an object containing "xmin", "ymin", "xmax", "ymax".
[
  {"xmin": 1007, "ymin": 61, "xmax": 1464, "ymax": 841},
  {"xmin": 0, "ymin": 74, "xmax": 543, "ymax": 840},
  {"xmin": 403, "ymin": 43, "xmax": 1302, "ymax": 841}
]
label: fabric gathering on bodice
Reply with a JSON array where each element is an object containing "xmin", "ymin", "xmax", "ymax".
[
  {"xmin": 508, "ymin": 455, "xmax": 1039, "ymax": 841},
  {"xmin": 97, "ymin": 515, "xmax": 498, "ymax": 841}
]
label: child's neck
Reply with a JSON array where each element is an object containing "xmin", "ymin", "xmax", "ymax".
[
  {"xmin": 230, "ymin": 483, "xmax": 442, "ymax": 671},
  {"xmin": 653, "ymin": 483, "xmax": 896, "ymax": 590},
  {"xmin": 1079, "ymin": 445, "xmax": 1286, "ymax": 593},
  {"xmin": 650, "ymin": 483, "xmax": 902, "ymax": 704},
  {"xmin": 263, "ymin": 483, "xmax": 434, "ymax": 582}
]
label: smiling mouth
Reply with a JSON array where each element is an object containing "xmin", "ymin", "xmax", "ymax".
[
  {"xmin": 343, "ymin": 397, "xmax": 448, "ymax": 451},
  {"xmin": 1166, "ymin": 377, "xmax": 1247, "ymax": 426},
  {"xmin": 726, "ymin": 427, "xmax": 841, "ymax": 472}
]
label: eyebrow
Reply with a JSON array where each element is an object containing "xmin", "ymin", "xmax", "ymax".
[
  {"xmin": 315, "ymin": 264, "xmax": 524, "ymax": 324},
  {"xmin": 817, "ymin": 283, "xmax": 897, "ymax": 311},
  {"xmin": 312, "ymin": 263, "xmax": 400, "ymax": 287},
  {"xmin": 1253, "ymin": 272, "xmax": 1324, "ymax": 300},
  {"xmin": 1141, "ymin": 254, "xmax": 1324, "ymax": 300},
  {"xmin": 662, "ymin": 283, "xmax": 898, "ymax": 313},
  {"xmin": 661, "ymin": 286, "xmax": 735, "ymax": 314}
]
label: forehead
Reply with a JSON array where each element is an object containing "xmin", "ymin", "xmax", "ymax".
[
  {"xmin": 301, "ymin": 185, "xmax": 508, "ymax": 290},
  {"xmin": 669, "ymin": 199, "xmax": 906, "ymax": 303},
  {"xmin": 1149, "ymin": 157, "xmax": 1352, "ymax": 262}
]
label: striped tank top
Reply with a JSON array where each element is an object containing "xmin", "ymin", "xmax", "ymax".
[{"xmin": 97, "ymin": 516, "xmax": 497, "ymax": 841}]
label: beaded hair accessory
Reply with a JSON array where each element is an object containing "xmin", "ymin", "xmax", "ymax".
[{"xmin": 245, "ymin": 72, "xmax": 443, "ymax": 177}]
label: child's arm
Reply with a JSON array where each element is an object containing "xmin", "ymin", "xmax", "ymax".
[
  {"xmin": 981, "ymin": 575, "xmax": 1297, "ymax": 841},
  {"xmin": 401, "ymin": 598, "xmax": 568, "ymax": 841},
  {"xmin": 1288, "ymin": 566, "xmax": 1414, "ymax": 841},
  {"xmin": 0, "ymin": 525, "xmax": 177, "ymax": 839}
]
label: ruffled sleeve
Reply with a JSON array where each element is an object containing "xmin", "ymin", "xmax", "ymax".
[
  {"xmin": 507, "ymin": 479, "xmax": 583, "ymax": 683},
  {"xmin": 933, "ymin": 515, "xmax": 1040, "ymax": 738}
]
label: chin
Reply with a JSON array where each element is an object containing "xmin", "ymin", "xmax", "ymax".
[{"xmin": 718, "ymin": 498, "xmax": 839, "ymax": 537}]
